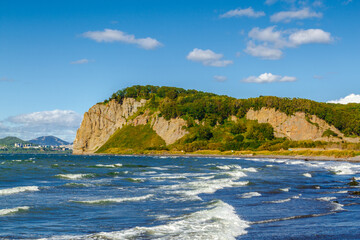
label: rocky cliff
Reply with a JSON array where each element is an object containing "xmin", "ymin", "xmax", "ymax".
[
  {"xmin": 73, "ymin": 99, "xmax": 188, "ymax": 154},
  {"xmin": 246, "ymin": 107, "xmax": 360, "ymax": 143},
  {"xmin": 74, "ymin": 99, "xmax": 360, "ymax": 154}
]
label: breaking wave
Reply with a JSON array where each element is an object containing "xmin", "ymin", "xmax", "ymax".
[
  {"xmin": 0, "ymin": 186, "xmax": 39, "ymax": 195},
  {"xmin": 89, "ymin": 200, "xmax": 249, "ymax": 240},
  {"xmin": 55, "ymin": 174, "xmax": 95, "ymax": 180},
  {"xmin": 239, "ymin": 192, "xmax": 261, "ymax": 199},
  {"xmin": 0, "ymin": 206, "xmax": 30, "ymax": 216},
  {"xmin": 70, "ymin": 194, "xmax": 154, "ymax": 205}
]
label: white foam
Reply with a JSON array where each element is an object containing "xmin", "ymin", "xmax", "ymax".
[
  {"xmin": 225, "ymin": 171, "xmax": 247, "ymax": 178},
  {"xmin": 151, "ymin": 167, "xmax": 169, "ymax": 171},
  {"xmin": 242, "ymin": 167, "xmax": 258, "ymax": 172},
  {"xmin": 316, "ymin": 197, "xmax": 337, "ymax": 201},
  {"xmin": 331, "ymin": 202, "xmax": 344, "ymax": 211},
  {"xmin": 216, "ymin": 164, "xmax": 242, "ymax": 170},
  {"xmin": 0, "ymin": 206, "xmax": 30, "ymax": 216},
  {"xmin": 151, "ymin": 174, "xmax": 188, "ymax": 180},
  {"xmin": 0, "ymin": 186, "xmax": 39, "ymax": 195},
  {"xmin": 71, "ymin": 194, "xmax": 154, "ymax": 204},
  {"xmin": 266, "ymin": 165, "xmax": 274, "ymax": 167},
  {"xmin": 95, "ymin": 164, "xmax": 122, "ymax": 168},
  {"xmin": 279, "ymin": 188, "xmax": 290, "ymax": 192},
  {"xmin": 266, "ymin": 194, "xmax": 301, "ymax": 204},
  {"xmin": 325, "ymin": 163, "xmax": 360, "ymax": 175},
  {"xmin": 195, "ymin": 176, "xmax": 215, "ymax": 180},
  {"xmin": 303, "ymin": 173, "xmax": 312, "ymax": 178},
  {"xmin": 55, "ymin": 174, "xmax": 94, "ymax": 180},
  {"xmin": 91, "ymin": 200, "xmax": 249, "ymax": 240},
  {"xmin": 239, "ymin": 192, "xmax": 261, "ymax": 199},
  {"xmin": 166, "ymin": 178, "xmax": 249, "ymax": 201}
]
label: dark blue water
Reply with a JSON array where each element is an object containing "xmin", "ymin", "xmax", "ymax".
[{"xmin": 1, "ymin": 154, "xmax": 360, "ymax": 239}]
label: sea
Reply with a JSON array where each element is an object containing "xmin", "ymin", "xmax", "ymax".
[{"xmin": 1, "ymin": 154, "xmax": 360, "ymax": 239}]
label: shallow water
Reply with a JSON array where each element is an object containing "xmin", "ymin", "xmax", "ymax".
[{"xmin": 1, "ymin": 154, "xmax": 360, "ymax": 239}]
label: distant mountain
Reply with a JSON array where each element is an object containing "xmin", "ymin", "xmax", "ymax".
[
  {"xmin": 29, "ymin": 136, "xmax": 70, "ymax": 146},
  {"xmin": 0, "ymin": 136, "xmax": 29, "ymax": 146}
]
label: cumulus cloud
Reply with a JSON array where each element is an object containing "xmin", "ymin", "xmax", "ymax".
[
  {"xmin": 220, "ymin": 7, "xmax": 265, "ymax": 18},
  {"xmin": 214, "ymin": 75, "xmax": 227, "ymax": 82},
  {"xmin": 243, "ymin": 73, "xmax": 296, "ymax": 83},
  {"xmin": 1, "ymin": 110, "xmax": 83, "ymax": 142},
  {"xmin": 248, "ymin": 26, "xmax": 287, "ymax": 47},
  {"xmin": 288, "ymin": 29, "xmax": 332, "ymax": 45},
  {"xmin": 82, "ymin": 29, "xmax": 162, "ymax": 50},
  {"xmin": 271, "ymin": 8, "xmax": 322, "ymax": 23},
  {"xmin": 327, "ymin": 94, "xmax": 360, "ymax": 104},
  {"xmin": 245, "ymin": 42, "xmax": 283, "ymax": 60},
  {"xmin": 245, "ymin": 26, "xmax": 332, "ymax": 59},
  {"xmin": 70, "ymin": 59, "xmax": 90, "ymax": 64},
  {"xmin": 187, "ymin": 48, "xmax": 233, "ymax": 67}
]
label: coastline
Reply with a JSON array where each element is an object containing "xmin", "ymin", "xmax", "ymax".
[{"xmin": 79, "ymin": 150, "xmax": 360, "ymax": 163}]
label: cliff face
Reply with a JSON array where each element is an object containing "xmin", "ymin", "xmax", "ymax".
[
  {"xmin": 73, "ymin": 99, "xmax": 188, "ymax": 154},
  {"xmin": 74, "ymin": 100, "xmax": 359, "ymax": 154},
  {"xmin": 246, "ymin": 107, "xmax": 360, "ymax": 143}
]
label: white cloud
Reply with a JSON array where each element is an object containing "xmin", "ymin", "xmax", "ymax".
[
  {"xmin": 248, "ymin": 26, "xmax": 287, "ymax": 47},
  {"xmin": 187, "ymin": 48, "xmax": 233, "ymax": 67},
  {"xmin": 271, "ymin": 8, "xmax": 322, "ymax": 22},
  {"xmin": 220, "ymin": 7, "xmax": 265, "ymax": 18},
  {"xmin": 289, "ymin": 29, "xmax": 332, "ymax": 45},
  {"xmin": 265, "ymin": 0, "xmax": 296, "ymax": 5},
  {"xmin": 82, "ymin": 29, "xmax": 162, "ymax": 50},
  {"xmin": 244, "ymin": 42, "xmax": 283, "ymax": 60},
  {"xmin": 245, "ymin": 26, "xmax": 332, "ymax": 59},
  {"xmin": 243, "ymin": 72, "xmax": 297, "ymax": 83},
  {"xmin": 70, "ymin": 59, "xmax": 90, "ymax": 64},
  {"xmin": 327, "ymin": 94, "xmax": 360, "ymax": 104},
  {"xmin": 1, "ymin": 110, "xmax": 83, "ymax": 142},
  {"xmin": 214, "ymin": 75, "xmax": 227, "ymax": 82}
]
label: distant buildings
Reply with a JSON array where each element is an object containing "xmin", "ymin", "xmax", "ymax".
[{"xmin": 12, "ymin": 143, "xmax": 72, "ymax": 151}]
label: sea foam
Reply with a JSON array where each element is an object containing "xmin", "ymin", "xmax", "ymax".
[
  {"xmin": 0, "ymin": 206, "xmax": 30, "ymax": 216},
  {"xmin": 55, "ymin": 174, "xmax": 95, "ymax": 180},
  {"xmin": 71, "ymin": 194, "xmax": 154, "ymax": 204},
  {"xmin": 0, "ymin": 186, "xmax": 39, "ymax": 195},
  {"xmin": 239, "ymin": 192, "xmax": 261, "ymax": 199},
  {"xmin": 91, "ymin": 200, "xmax": 249, "ymax": 240}
]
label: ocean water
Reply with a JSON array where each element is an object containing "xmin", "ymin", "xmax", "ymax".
[{"xmin": 1, "ymin": 154, "xmax": 360, "ymax": 239}]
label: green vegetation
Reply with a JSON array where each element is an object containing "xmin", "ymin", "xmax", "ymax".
[
  {"xmin": 0, "ymin": 136, "xmax": 29, "ymax": 146},
  {"xmin": 98, "ymin": 85, "xmax": 360, "ymax": 155},
  {"xmin": 106, "ymin": 85, "xmax": 360, "ymax": 137},
  {"xmin": 96, "ymin": 125, "xmax": 166, "ymax": 153},
  {"xmin": 322, "ymin": 129, "xmax": 338, "ymax": 138}
]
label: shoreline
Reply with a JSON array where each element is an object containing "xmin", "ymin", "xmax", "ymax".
[{"xmin": 77, "ymin": 151, "xmax": 360, "ymax": 163}]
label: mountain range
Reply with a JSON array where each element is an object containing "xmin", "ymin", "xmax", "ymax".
[{"xmin": 0, "ymin": 136, "xmax": 70, "ymax": 147}]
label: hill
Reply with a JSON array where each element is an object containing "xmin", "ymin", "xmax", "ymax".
[
  {"xmin": 0, "ymin": 136, "xmax": 30, "ymax": 146},
  {"xmin": 73, "ymin": 85, "xmax": 360, "ymax": 155},
  {"xmin": 29, "ymin": 136, "xmax": 70, "ymax": 146}
]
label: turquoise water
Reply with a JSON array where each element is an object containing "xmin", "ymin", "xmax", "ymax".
[{"xmin": 1, "ymin": 154, "xmax": 360, "ymax": 239}]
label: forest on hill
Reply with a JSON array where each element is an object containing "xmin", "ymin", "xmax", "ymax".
[{"xmin": 95, "ymin": 85, "xmax": 360, "ymax": 154}]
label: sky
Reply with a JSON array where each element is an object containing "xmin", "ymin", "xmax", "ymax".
[{"xmin": 0, "ymin": 0, "xmax": 359, "ymax": 142}]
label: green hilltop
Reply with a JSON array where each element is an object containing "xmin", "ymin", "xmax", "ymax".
[
  {"xmin": 0, "ymin": 136, "xmax": 29, "ymax": 146},
  {"xmin": 96, "ymin": 85, "xmax": 360, "ymax": 154}
]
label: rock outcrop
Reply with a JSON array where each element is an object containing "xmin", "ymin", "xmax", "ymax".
[
  {"xmin": 73, "ymin": 99, "xmax": 188, "ymax": 154},
  {"xmin": 74, "ymin": 101, "xmax": 359, "ymax": 154},
  {"xmin": 246, "ymin": 107, "xmax": 360, "ymax": 143}
]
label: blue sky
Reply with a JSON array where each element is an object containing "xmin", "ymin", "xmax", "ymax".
[{"xmin": 0, "ymin": 0, "xmax": 359, "ymax": 141}]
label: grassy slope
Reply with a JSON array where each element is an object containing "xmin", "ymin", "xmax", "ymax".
[
  {"xmin": 96, "ymin": 125, "xmax": 166, "ymax": 153},
  {"xmin": 0, "ymin": 136, "xmax": 29, "ymax": 146}
]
